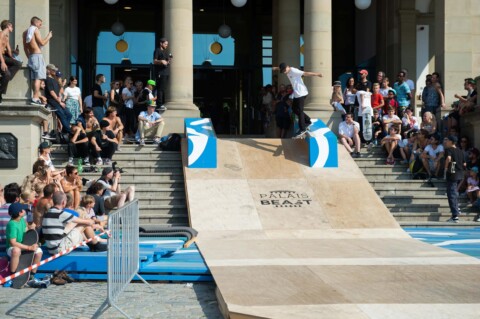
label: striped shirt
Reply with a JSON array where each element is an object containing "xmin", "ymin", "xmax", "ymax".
[{"xmin": 42, "ymin": 207, "xmax": 75, "ymax": 253}]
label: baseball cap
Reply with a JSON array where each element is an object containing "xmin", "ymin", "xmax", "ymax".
[
  {"xmin": 388, "ymin": 88, "xmax": 397, "ymax": 95},
  {"xmin": 100, "ymin": 120, "xmax": 110, "ymax": 128},
  {"xmin": 147, "ymin": 79, "xmax": 156, "ymax": 86},
  {"xmin": 333, "ymin": 81, "xmax": 341, "ymax": 87},
  {"xmin": 55, "ymin": 71, "xmax": 63, "ymax": 77},
  {"xmin": 46, "ymin": 64, "xmax": 58, "ymax": 71},
  {"xmin": 465, "ymin": 78, "xmax": 476, "ymax": 85},
  {"xmin": 446, "ymin": 135, "xmax": 458, "ymax": 144},
  {"xmin": 279, "ymin": 63, "xmax": 287, "ymax": 73},
  {"xmin": 39, "ymin": 141, "xmax": 51, "ymax": 150},
  {"xmin": 102, "ymin": 167, "xmax": 113, "ymax": 176},
  {"xmin": 359, "ymin": 69, "xmax": 368, "ymax": 75},
  {"xmin": 8, "ymin": 202, "xmax": 29, "ymax": 218}
]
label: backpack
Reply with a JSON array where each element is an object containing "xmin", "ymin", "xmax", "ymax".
[
  {"xmin": 409, "ymin": 159, "xmax": 428, "ymax": 180},
  {"xmin": 159, "ymin": 133, "xmax": 181, "ymax": 151}
]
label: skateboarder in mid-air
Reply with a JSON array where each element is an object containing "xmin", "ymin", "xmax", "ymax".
[
  {"xmin": 6, "ymin": 203, "xmax": 42, "ymax": 286},
  {"xmin": 273, "ymin": 63, "xmax": 323, "ymax": 138}
]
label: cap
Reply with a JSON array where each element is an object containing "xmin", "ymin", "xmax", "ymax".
[
  {"xmin": 472, "ymin": 166, "xmax": 479, "ymax": 173},
  {"xmin": 333, "ymin": 81, "xmax": 342, "ymax": 87},
  {"xmin": 55, "ymin": 71, "xmax": 63, "ymax": 77},
  {"xmin": 102, "ymin": 167, "xmax": 113, "ymax": 176},
  {"xmin": 359, "ymin": 69, "xmax": 368, "ymax": 75},
  {"xmin": 147, "ymin": 102, "xmax": 155, "ymax": 107},
  {"xmin": 147, "ymin": 79, "xmax": 156, "ymax": 86},
  {"xmin": 8, "ymin": 202, "xmax": 29, "ymax": 218},
  {"xmin": 279, "ymin": 63, "xmax": 287, "ymax": 73},
  {"xmin": 465, "ymin": 78, "xmax": 476, "ymax": 85},
  {"xmin": 100, "ymin": 120, "xmax": 110, "ymax": 128},
  {"xmin": 388, "ymin": 88, "xmax": 397, "ymax": 95},
  {"xmin": 446, "ymin": 135, "xmax": 458, "ymax": 144},
  {"xmin": 46, "ymin": 64, "xmax": 58, "ymax": 71},
  {"xmin": 39, "ymin": 141, "xmax": 51, "ymax": 150}
]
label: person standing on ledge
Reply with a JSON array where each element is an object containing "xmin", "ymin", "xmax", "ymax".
[
  {"xmin": 22, "ymin": 16, "xmax": 52, "ymax": 106},
  {"xmin": 273, "ymin": 63, "xmax": 322, "ymax": 138},
  {"xmin": 153, "ymin": 37, "xmax": 171, "ymax": 112}
]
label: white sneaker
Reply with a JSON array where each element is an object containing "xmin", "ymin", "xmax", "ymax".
[
  {"xmin": 83, "ymin": 158, "xmax": 90, "ymax": 167},
  {"xmin": 153, "ymin": 137, "xmax": 161, "ymax": 145},
  {"xmin": 475, "ymin": 217, "xmax": 480, "ymax": 222},
  {"xmin": 104, "ymin": 158, "xmax": 112, "ymax": 165},
  {"xmin": 446, "ymin": 217, "xmax": 459, "ymax": 223},
  {"xmin": 68, "ymin": 157, "xmax": 74, "ymax": 165},
  {"xmin": 95, "ymin": 158, "xmax": 103, "ymax": 166},
  {"xmin": 139, "ymin": 139, "xmax": 145, "ymax": 146}
]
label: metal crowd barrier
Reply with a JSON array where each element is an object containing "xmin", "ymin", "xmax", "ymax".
[{"xmin": 107, "ymin": 199, "xmax": 154, "ymax": 318}]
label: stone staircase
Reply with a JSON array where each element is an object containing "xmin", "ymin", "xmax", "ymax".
[
  {"xmin": 51, "ymin": 144, "xmax": 189, "ymax": 228},
  {"xmin": 354, "ymin": 146, "xmax": 480, "ymax": 227}
]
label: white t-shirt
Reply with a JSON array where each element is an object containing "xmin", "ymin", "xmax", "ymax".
[
  {"xmin": 286, "ymin": 67, "xmax": 308, "ymax": 98},
  {"xmin": 379, "ymin": 87, "xmax": 390, "ymax": 98},
  {"xmin": 402, "ymin": 115, "xmax": 419, "ymax": 130},
  {"xmin": 84, "ymin": 95, "xmax": 92, "ymax": 108},
  {"xmin": 338, "ymin": 121, "xmax": 360, "ymax": 138},
  {"xmin": 382, "ymin": 114, "xmax": 401, "ymax": 130},
  {"xmin": 344, "ymin": 89, "xmax": 356, "ymax": 105},
  {"xmin": 424, "ymin": 144, "xmax": 444, "ymax": 159},
  {"xmin": 122, "ymin": 87, "xmax": 134, "ymax": 109},
  {"xmin": 64, "ymin": 86, "xmax": 81, "ymax": 101}
]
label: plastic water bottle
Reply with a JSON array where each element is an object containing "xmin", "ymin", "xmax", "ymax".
[{"xmin": 77, "ymin": 159, "xmax": 83, "ymax": 174}]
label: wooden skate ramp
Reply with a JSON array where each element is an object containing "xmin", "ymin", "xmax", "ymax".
[{"xmin": 183, "ymin": 139, "xmax": 480, "ymax": 318}]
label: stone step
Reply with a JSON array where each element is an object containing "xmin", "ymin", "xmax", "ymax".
[
  {"xmin": 386, "ymin": 203, "xmax": 476, "ymax": 213},
  {"xmin": 139, "ymin": 213, "xmax": 189, "ymax": 226},
  {"xmin": 358, "ymin": 164, "xmax": 409, "ymax": 174},
  {"xmin": 381, "ymin": 194, "xmax": 469, "ymax": 205},
  {"xmin": 52, "ymin": 159, "xmax": 182, "ymax": 169},
  {"xmin": 369, "ymin": 179, "xmax": 446, "ymax": 188},
  {"xmin": 51, "ymin": 152, "xmax": 182, "ymax": 161},
  {"xmin": 354, "ymin": 158, "xmax": 410, "ymax": 166},
  {"xmin": 50, "ymin": 144, "xmax": 178, "ymax": 153},
  {"xmin": 393, "ymin": 212, "xmax": 479, "ymax": 222},
  {"xmin": 364, "ymin": 172, "xmax": 415, "ymax": 180},
  {"xmin": 81, "ymin": 173, "xmax": 184, "ymax": 184},
  {"xmin": 376, "ymin": 187, "xmax": 446, "ymax": 196},
  {"xmin": 399, "ymin": 221, "xmax": 480, "ymax": 227},
  {"xmin": 137, "ymin": 204, "xmax": 188, "ymax": 214}
]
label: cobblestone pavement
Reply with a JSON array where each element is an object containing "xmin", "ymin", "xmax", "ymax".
[{"xmin": 0, "ymin": 281, "xmax": 223, "ymax": 319}]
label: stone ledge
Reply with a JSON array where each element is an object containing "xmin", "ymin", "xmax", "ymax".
[{"xmin": 0, "ymin": 105, "xmax": 51, "ymax": 121}]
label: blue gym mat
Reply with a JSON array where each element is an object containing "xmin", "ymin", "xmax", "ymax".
[
  {"xmin": 405, "ymin": 227, "xmax": 480, "ymax": 259},
  {"xmin": 30, "ymin": 237, "xmax": 212, "ymax": 282}
]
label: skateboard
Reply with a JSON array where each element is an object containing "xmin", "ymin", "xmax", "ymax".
[
  {"xmin": 362, "ymin": 109, "xmax": 373, "ymax": 142},
  {"xmin": 11, "ymin": 229, "xmax": 39, "ymax": 289}
]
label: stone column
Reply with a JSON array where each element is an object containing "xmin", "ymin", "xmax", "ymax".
[
  {"xmin": 163, "ymin": 0, "xmax": 199, "ymax": 135},
  {"xmin": 435, "ymin": 0, "xmax": 480, "ymax": 106},
  {"xmin": 303, "ymin": 0, "xmax": 340, "ymax": 132},
  {"xmin": 275, "ymin": 0, "xmax": 300, "ymax": 86}
]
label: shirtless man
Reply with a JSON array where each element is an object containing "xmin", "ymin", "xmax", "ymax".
[
  {"xmin": 0, "ymin": 20, "xmax": 22, "ymax": 104},
  {"xmin": 103, "ymin": 106, "xmax": 124, "ymax": 150},
  {"xmin": 76, "ymin": 107, "xmax": 99, "ymax": 139},
  {"xmin": 22, "ymin": 16, "xmax": 52, "ymax": 106}
]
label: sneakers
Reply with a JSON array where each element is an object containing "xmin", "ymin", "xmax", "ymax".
[
  {"xmin": 95, "ymin": 158, "xmax": 103, "ymax": 166},
  {"xmin": 157, "ymin": 105, "xmax": 167, "ymax": 112},
  {"xmin": 83, "ymin": 157, "xmax": 90, "ymax": 167},
  {"xmin": 30, "ymin": 99, "xmax": 44, "ymax": 106},
  {"xmin": 293, "ymin": 129, "xmax": 307, "ymax": 138},
  {"xmin": 139, "ymin": 139, "xmax": 145, "ymax": 146},
  {"xmin": 446, "ymin": 217, "xmax": 459, "ymax": 223},
  {"xmin": 51, "ymin": 275, "xmax": 66, "ymax": 285},
  {"xmin": 153, "ymin": 137, "xmax": 161, "ymax": 145},
  {"xmin": 351, "ymin": 152, "xmax": 360, "ymax": 158},
  {"xmin": 53, "ymin": 270, "xmax": 74, "ymax": 283},
  {"xmin": 68, "ymin": 157, "xmax": 74, "ymax": 165},
  {"xmin": 41, "ymin": 132, "xmax": 56, "ymax": 141},
  {"xmin": 475, "ymin": 217, "xmax": 480, "ymax": 222},
  {"xmin": 104, "ymin": 158, "xmax": 112, "ymax": 165}
]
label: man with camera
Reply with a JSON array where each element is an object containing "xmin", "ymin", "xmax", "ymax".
[
  {"xmin": 444, "ymin": 135, "xmax": 465, "ymax": 223},
  {"xmin": 95, "ymin": 167, "xmax": 135, "ymax": 211},
  {"xmin": 153, "ymin": 37, "xmax": 171, "ymax": 111}
]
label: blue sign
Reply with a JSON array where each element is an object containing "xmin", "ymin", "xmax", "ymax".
[
  {"xmin": 185, "ymin": 118, "xmax": 217, "ymax": 168},
  {"xmin": 305, "ymin": 119, "xmax": 338, "ymax": 168}
]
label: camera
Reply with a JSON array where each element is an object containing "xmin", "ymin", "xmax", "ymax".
[{"xmin": 112, "ymin": 161, "xmax": 126, "ymax": 174}]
